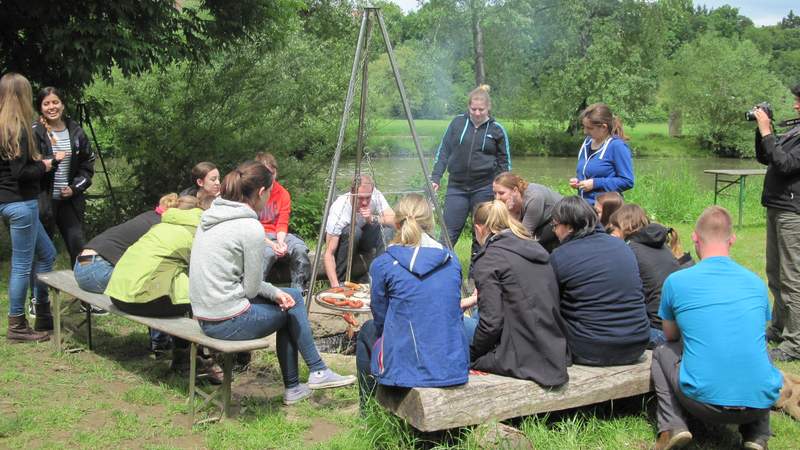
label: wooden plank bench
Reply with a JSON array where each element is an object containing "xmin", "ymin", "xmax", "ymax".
[
  {"xmin": 37, "ymin": 270, "xmax": 273, "ymax": 424},
  {"xmin": 377, "ymin": 350, "xmax": 653, "ymax": 432}
]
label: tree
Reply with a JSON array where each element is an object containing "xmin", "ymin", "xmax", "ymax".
[
  {"xmin": 661, "ymin": 33, "xmax": 788, "ymax": 157},
  {"xmin": 780, "ymin": 10, "xmax": 800, "ymax": 29},
  {"xmin": 0, "ymin": 0, "xmax": 299, "ymax": 94}
]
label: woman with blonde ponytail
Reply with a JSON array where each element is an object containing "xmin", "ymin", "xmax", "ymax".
[
  {"xmin": 493, "ymin": 172, "xmax": 562, "ymax": 252},
  {"xmin": 466, "ymin": 200, "xmax": 569, "ymax": 387},
  {"xmin": 430, "ymin": 85, "xmax": 511, "ymax": 255},
  {"xmin": 356, "ymin": 194, "xmax": 468, "ymax": 411},
  {"xmin": 0, "ymin": 73, "xmax": 58, "ymax": 342}
]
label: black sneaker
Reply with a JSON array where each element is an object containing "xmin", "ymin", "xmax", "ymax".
[{"xmin": 79, "ymin": 303, "xmax": 109, "ymax": 316}]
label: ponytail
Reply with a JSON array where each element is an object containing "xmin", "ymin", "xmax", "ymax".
[
  {"xmin": 391, "ymin": 194, "xmax": 433, "ymax": 247},
  {"xmin": 474, "ymin": 200, "xmax": 531, "ymax": 241},
  {"xmin": 580, "ymin": 103, "xmax": 628, "ymax": 141},
  {"xmin": 220, "ymin": 160, "xmax": 273, "ymax": 207},
  {"xmin": 666, "ymin": 227, "xmax": 685, "ymax": 260}
]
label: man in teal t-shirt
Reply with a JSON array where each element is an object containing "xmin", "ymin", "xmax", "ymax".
[{"xmin": 651, "ymin": 206, "xmax": 783, "ymax": 450}]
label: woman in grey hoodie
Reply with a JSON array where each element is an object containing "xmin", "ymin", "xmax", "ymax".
[{"xmin": 189, "ymin": 161, "xmax": 354, "ymax": 405}]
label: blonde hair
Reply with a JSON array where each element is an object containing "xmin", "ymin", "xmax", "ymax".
[
  {"xmin": 0, "ymin": 73, "xmax": 38, "ymax": 160},
  {"xmin": 158, "ymin": 193, "xmax": 180, "ymax": 210},
  {"xmin": 391, "ymin": 194, "xmax": 434, "ymax": 247},
  {"xmin": 473, "ymin": 200, "xmax": 531, "ymax": 242},
  {"xmin": 695, "ymin": 206, "xmax": 733, "ymax": 244},
  {"xmin": 468, "ymin": 84, "xmax": 492, "ymax": 111},
  {"xmin": 493, "ymin": 172, "xmax": 528, "ymax": 193},
  {"xmin": 177, "ymin": 195, "xmax": 199, "ymax": 210}
]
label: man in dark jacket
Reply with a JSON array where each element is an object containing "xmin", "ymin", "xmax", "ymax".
[
  {"xmin": 755, "ymin": 83, "xmax": 800, "ymax": 362},
  {"xmin": 470, "ymin": 229, "xmax": 569, "ymax": 387}
]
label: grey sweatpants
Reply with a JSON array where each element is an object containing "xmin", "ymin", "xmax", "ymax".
[
  {"xmin": 651, "ymin": 341, "xmax": 771, "ymax": 441},
  {"xmin": 766, "ymin": 207, "xmax": 800, "ymax": 358}
]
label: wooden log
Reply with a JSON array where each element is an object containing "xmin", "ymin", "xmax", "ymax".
[{"xmin": 377, "ymin": 351, "xmax": 653, "ymax": 432}]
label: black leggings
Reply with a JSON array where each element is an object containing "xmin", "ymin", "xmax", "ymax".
[
  {"xmin": 111, "ymin": 296, "xmax": 192, "ymax": 349},
  {"xmin": 46, "ymin": 198, "xmax": 86, "ymax": 265}
]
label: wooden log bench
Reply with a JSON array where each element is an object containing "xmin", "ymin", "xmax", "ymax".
[
  {"xmin": 377, "ymin": 351, "xmax": 653, "ymax": 432},
  {"xmin": 37, "ymin": 270, "xmax": 273, "ymax": 424}
]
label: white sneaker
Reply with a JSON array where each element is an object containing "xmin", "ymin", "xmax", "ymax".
[
  {"xmin": 307, "ymin": 369, "xmax": 356, "ymax": 390},
  {"xmin": 283, "ymin": 384, "xmax": 313, "ymax": 405}
]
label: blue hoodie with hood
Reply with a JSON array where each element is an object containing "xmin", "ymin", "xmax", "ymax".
[{"xmin": 369, "ymin": 236, "xmax": 469, "ymax": 388}]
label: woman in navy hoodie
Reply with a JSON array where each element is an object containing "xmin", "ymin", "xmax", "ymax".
[
  {"xmin": 356, "ymin": 194, "xmax": 468, "ymax": 410},
  {"xmin": 569, "ymin": 103, "xmax": 634, "ymax": 205},
  {"xmin": 549, "ymin": 196, "xmax": 650, "ymax": 366}
]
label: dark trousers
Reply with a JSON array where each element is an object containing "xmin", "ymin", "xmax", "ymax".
[
  {"xmin": 335, "ymin": 223, "xmax": 394, "ymax": 283},
  {"xmin": 651, "ymin": 341, "xmax": 771, "ymax": 441},
  {"xmin": 46, "ymin": 197, "xmax": 86, "ymax": 265},
  {"xmin": 442, "ymin": 183, "xmax": 494, "ymax": 254},
  {"xmin": 356, "ymin": 319, "xmax": 380, "ymax": 411},
  {"xmin": 111, "ymin": 296, "xmax": 192, "ymax": 349},
  {"xmin": 569, "ymin": 336, "xmax": 647, "ymax": 366}
]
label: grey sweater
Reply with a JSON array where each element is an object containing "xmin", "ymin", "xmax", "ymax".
[{"xmin": 189, "ymin": 197, "xmax": 278, "ymax": 321}]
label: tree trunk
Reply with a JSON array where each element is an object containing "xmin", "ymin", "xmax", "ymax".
[
  {"xmin": 471, "ymin": 2, "xmax": 486, "ymax": 86},
  {"xmin": 668, "ymin": 110, "xmax": 683, "ymax": 137},
  {"xmin": 566, "ymin": 98, "xmax": 588, "ymax": 135}
]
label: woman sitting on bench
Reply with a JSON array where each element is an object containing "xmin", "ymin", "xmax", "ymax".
[
  {"xmin": 549, "ymin": 196, "xmax": 650, "ymax": 366},
  {"xmin": 466, "ymin": 200, "xmax": 569, "ymax": 387},
  {"xmin": 189, "ymin": 160, "xmax": 354, "ymax": 406},
  {"xmin": 105, "ymin": 193, "xmax": 222, "ymax": 382},
  {"xmin": 356, "ymin": 194, "xmax": 468, "ymax": 411}
]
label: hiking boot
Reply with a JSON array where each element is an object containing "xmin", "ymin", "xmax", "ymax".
[
  {"xmin": 654, "ymin": 429, "xmax": 692, "ymax": 450},
  {"xmin": 170, "ymin": 349, "xmax": 223, "ymax": 385},
  {"xmin": 769, "ymin": 348, "xmax": 799, "ymax": 362},
  {"xmin": 284, "ymin": 384, "xmax": 313, "ymax": 405},
  {"xmin": 766, "ymin": 327, "xmax": 783, "ymax": 344},
  {"xmin": 742, "ymin": 437, "xmax": 768, "ymax": 450},
  {"xmin": 308, "ymin": 368, "xmax": 356, "ymax": 390},
  {"xmin": 6, "ymin": 315, "xmax": 50, "ymax": 343},
  {"xmin": 33, "ymin": 301, "xmax": 53, "ymax": 332}
]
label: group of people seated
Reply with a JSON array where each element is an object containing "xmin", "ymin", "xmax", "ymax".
[{"xmin": 355, "ymin": 174, "xmax": 787, "ymax": 450}]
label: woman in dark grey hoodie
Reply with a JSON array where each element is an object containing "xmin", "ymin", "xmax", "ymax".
[
  {"xmin": 189, "ymin": 161, "xmax": 354, "ymax": 405},
  {"xmin": 608, "ymin": 204, "xmax": 686, "ymax": 348}
]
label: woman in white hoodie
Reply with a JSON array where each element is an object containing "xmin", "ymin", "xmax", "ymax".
[{"xmin": 189, "ymin": 160, "xmax": 354, "ymax": 405}]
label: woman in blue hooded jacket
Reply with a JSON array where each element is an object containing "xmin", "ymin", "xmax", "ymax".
[
  {"xmin": 569, "ymin": 103, "xmax": 634, "ymax": 205},
  {"xmin": 356, "ymin": 194, "xmax": 468, "ymax": 410}
]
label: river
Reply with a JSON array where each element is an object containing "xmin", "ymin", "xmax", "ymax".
[{"xmin": 337, "ymin": 155, "xmax": 763, "ymax": 194}]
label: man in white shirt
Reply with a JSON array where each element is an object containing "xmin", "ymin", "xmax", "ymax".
[{"xmin": 323, "ymin": 175, "xmax": 395, "ymax": 287}]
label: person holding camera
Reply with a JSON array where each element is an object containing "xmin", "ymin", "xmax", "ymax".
[{"xmin": 755, "ymin": 83, "xmax": 800, "ymax": 363}]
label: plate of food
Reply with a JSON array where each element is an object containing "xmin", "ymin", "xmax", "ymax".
[{"xmin": 314, "ymin": 281, "xmax": 371, "ymax": 313}]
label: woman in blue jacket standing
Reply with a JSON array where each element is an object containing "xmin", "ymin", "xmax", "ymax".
[
  {"xmin": 569, "ymin": 103, "xmax": 634, "ymax": 204},
  {"xmin": 356, "ymin": 194, "xmax": 468, "ymax": 410},
  {"xmin": 431, "ymin": 85, "xmax": 510, "ymax": 250}
]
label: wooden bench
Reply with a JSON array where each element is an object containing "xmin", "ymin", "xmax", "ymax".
[
  {"xmin": 377, "ymin": 351, "xmax": 653, "ymax": 432},
  {"xmin": 37, "ymin": 270, "xmax": 273, "ymax": 424}
]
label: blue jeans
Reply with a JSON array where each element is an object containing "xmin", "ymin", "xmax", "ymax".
[
  {"xmin": 0, "ymin": 200, "xmax": 56, "ymax": 315},
  {"xmin": 263, "ymin": 232, "xmax": 311, "ymax": 290},
  {"xmin": 649, "ymin": 327, "xmax": 667, "ymax": 349},
  {"xmin": 73, "ymin": 256, "xmax": 114, "ymax": 293},
  {"xmin": 463, "ymin": 315, "xmax": 479, "ymax": 347},
  {"xmin": 442, "ymin": 183, "xmax": 494, "ymax": 253},
  {"xmin": 199, "ymin": 288, "xmax": 325, "ymax": 388}
]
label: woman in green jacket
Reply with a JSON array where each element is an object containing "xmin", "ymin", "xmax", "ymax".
[{"xmin": 105, "ymin": 194, "xmax": 218, "ymax": 379}]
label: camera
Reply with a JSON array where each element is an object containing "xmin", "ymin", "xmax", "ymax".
[{"xmin": 745, "ymin": 102, "xmax": 773, "ymax": 121}]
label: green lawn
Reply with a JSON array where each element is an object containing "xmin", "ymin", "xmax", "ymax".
[{"xmin": 367, "ymin": 119, "xmax": 708, "ymax": 158}]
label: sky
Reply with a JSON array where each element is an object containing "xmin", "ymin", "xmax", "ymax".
[{"xmin": 388, "ymin": 1, "xmax": 796, "ymax": 27}]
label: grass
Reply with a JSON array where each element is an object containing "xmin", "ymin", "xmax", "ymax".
[
  {"xmin": 366, "ymin": 119, "xmax": 708, "ymax": 158},
  {"xmin": 1, "ymin": 160, "xmax": 800, "ymax": 448}
]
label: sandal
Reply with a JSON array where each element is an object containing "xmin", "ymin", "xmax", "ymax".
[{"xmin": 775, "ymin": 371, "xmax": 800, "ymax": 421}]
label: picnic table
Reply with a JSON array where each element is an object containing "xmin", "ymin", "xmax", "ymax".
[{"xmin": 704, "ymin": 169, "xmax": 766, "ymax": 226}]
